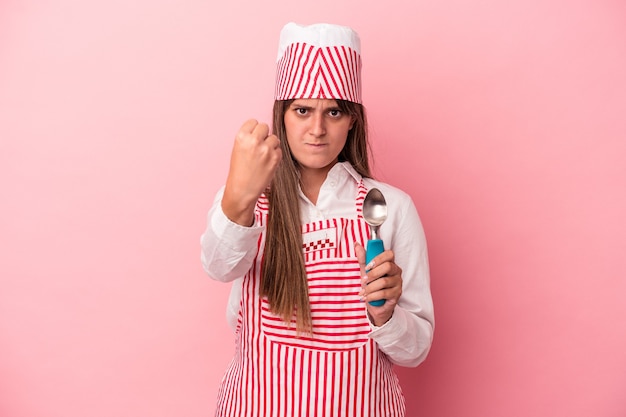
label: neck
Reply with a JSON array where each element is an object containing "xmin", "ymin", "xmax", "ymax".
[{"xmin": 299, "ymin": 163, "xmax": 336, "ymax": 205}]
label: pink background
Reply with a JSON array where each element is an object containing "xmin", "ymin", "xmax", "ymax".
[{"xmin": 1, "ymin": 1, "xmax": 625, "ymax": 416}]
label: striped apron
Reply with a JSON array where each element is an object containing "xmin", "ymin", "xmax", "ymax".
[{"xmin": 216, "ymin": 182, "xmax": 405, "ymax": 417}]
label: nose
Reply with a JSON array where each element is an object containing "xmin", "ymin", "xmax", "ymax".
[{"xmin": 309, "ymin": 112, "xmax": 326, "ymax": 137}]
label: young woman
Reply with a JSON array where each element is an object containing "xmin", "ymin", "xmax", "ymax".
[{"xmin": 201, "ymin": 22, "xmax": 434, "ymax": 417}]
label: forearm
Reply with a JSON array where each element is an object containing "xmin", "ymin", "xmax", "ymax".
[
  {"xmin": 368, "ymin": 190, "xmax": 435, "ymax": 367},
  {"xmin": 200, "ymin": 187, "xmax": 263, "ymax": 282},
  {"xmin": 367, "ymin": 250, "xmax": 434, "ymax": 367},
  {"xmin": 368, "ymin": 304, "xmax": 434, "ymax": 367}
]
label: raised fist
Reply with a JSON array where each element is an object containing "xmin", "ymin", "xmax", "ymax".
[{"xmin": 221, "ymin": 119, "xmax": 282, "ymax": 225}]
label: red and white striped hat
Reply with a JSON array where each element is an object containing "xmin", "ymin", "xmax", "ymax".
[{"xmin": 275, "ymin": 22, "xmax": 362, "ymax": 104}]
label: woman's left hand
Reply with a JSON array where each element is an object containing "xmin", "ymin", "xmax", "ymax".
[{"xmin": 354, "ymin": 242, "xmax": 403, "ymax": 326}]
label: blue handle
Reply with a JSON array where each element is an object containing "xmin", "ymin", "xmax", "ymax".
[{"xmin": 365, "ymin": 239, "xmax": 386, "ymax": 306}]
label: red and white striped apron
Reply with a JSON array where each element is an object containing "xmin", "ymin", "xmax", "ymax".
[{"xmin": 216, "ymin": 182, "xmax": 405, "ymax": 417}]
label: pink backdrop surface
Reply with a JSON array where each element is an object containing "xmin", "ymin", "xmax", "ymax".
[{"xmin": 1, "ymin": 1, "xmax": 625, "ymax": 416}]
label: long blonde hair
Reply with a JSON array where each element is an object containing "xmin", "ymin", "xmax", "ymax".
[{"xmin": 260, "ymin": 99, "xmax": 372, "ymax": 332}]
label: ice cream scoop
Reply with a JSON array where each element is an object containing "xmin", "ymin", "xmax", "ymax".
[{"xmin": 362, "ymin": 188, "xmax": 388, "ymax": 306}]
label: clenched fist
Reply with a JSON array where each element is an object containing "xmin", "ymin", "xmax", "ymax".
[{"xmin": 222, "ymin": 119, "xmax": 282, "ymax": 226}]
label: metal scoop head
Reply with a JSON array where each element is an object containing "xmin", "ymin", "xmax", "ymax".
[{"xmin": 363, "ymin": 188, "xmax": 387, "ymax": 240}]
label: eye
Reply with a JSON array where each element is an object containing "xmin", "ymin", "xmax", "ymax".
[
  {"xmin": 328, "ymin": 109, "xmax": 342, "ymax": 117},
  {"xmin": 295, "ymin": 108, "xmax": 308, "ymax": 115}
]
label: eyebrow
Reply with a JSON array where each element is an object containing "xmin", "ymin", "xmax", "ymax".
[{"xmin": 290, "ymin": 102, "xmax": 341, "ymax": 111}]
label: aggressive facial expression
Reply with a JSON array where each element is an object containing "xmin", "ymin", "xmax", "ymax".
[{"xmin": 284, "ymin": 99, "xmax": 355, "ymax": 177}]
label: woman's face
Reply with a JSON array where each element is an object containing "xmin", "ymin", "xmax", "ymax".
[{"xmin": 284, "ymin": 98, "xmax": 355, "ymax": 176}]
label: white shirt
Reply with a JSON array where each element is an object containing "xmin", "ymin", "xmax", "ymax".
[{"xmin": 201, "ymin": 162, "xmax": 434, "ymax": 367}]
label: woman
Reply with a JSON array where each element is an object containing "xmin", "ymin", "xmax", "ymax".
[{"xmin": 201, "ymin": 22, "xmax": 434, "ymax": 417}]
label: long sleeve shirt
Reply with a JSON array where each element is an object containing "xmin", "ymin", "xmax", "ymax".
[{"xmin": 201, "ymin": 161, "xmax": 434, "ymax": 367}]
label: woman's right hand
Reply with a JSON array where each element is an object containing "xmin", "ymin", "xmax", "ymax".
[{"xmin": 221, "ymin": 119, "xmax": 282, "ymax": 226}]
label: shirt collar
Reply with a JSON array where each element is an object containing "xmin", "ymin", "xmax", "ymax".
[
  {"xmin": 296, "ymin": 161, "xmax": 363, "ymax": 202},
  {"xmin": 329, "ymin": 161, "xmax": 363, "ymax": 185}
]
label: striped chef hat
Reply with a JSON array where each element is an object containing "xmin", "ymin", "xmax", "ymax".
[{"xmin": 275, "ymin": 22, "xmax": 362, "ymax": 104}]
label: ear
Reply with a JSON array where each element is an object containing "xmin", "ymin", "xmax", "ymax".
[{"xmin": 349, "ymin": 115, "xmax": 356, "ymax": 130}]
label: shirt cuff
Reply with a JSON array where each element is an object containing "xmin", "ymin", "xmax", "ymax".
[
  {"xmin": 211, "ymin": 204, "xmax": 264, "ymax": 252},
  {"xmin": 367, "ymin": 306, "xmax": 408, "ymax": 347}
]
